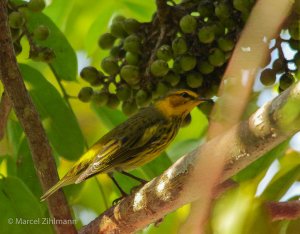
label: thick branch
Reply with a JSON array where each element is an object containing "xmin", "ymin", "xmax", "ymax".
[
  {"xmin": 266, "ymin": 201, "xmax": 300, "ymax": 221},
  {"xmin": 0, "ymin": 92, "xmax": 12, "ymax": 140},
  {"xmin": 79, "ymin": 81, "xmax": 300, "ymax": 233},
  {"xmin": 182, "ymin": 1, "xmax": 293, "ymax": 231},
  {"xmin": 0, "ymin": 2, "xmax": 76, "ymax": 234}
]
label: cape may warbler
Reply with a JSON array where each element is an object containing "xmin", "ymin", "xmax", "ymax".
[{"xmin": 41, "ymin": 89, "xmax": 210, "ymax": 201}]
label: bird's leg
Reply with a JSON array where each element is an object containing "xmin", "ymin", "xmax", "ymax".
[
  {"xmin": 120, "ymin": 171, "xmax": 148, "ymax": 184},
  {"xmin": 108, "ymin": 173, "xmax": 127, "ymax": 205},
  {"xmin": 119, "ymin": 171, "xmax": 148, "ymax": 194}
]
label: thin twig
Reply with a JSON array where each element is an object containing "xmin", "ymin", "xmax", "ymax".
[
  {"xmin": 0, "ymin": 92, "xmax": 12, "ymax": 140},
  {"xmin": 0, "ymin": 2, "xmax": 77, "ymax": 234},
  {"xmin": 144, "ymin": 0, "xmax": 169, "ymax": 84}
]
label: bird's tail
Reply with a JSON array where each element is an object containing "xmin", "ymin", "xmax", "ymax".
[{"xmin": 40, "ymin": 177, "xmax": 74, "ymax": 201}]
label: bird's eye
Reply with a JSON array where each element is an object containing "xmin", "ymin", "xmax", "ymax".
[{"xmin": 180, "ymin": 92, "xmax": 190, "ymax": 98}]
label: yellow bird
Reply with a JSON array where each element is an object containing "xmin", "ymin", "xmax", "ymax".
[{"xmin": 41, "ymin": 89, "xmax": 210, "ymax": 201}]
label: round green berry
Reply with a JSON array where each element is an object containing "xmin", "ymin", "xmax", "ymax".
[
  {"xmin": 110, "ymin": 21, "xmax": 127, "ymax": 38},
  {"xmin": 112, "ymin": 15, "xmax": 125, "ymax": 23},
  {"xmin": 78, "ymin": 87, "xmax": 93, "ymax": 102},
  {"xmin": 123, "ymin": 34, "xmax": 141, "ymax": 53},
  {"xmin": 215, "ymin": 2, "xmax": 231, "ymax": 19},
  {"xmin": 198, "ymin": 4, "xmax": 214, "ymax": 18},
  {"xmin": 172, "ymin": 37, "xmax": 187, "ymax": 55},
  {"xmin": 198, "ymin": 61, "xmax": 214, "ymax": 74},
  {"xmin": 233, "ymin": 0, "xmax": 250, "ymax": 13},
  {"xmin": 212, "ymin": 22, "xmax": 225, "ymax": 37},
  {"xmin": 172, "ymin": 59, "xmax": 183, "ymax": 74},
  {"xmin": 107, "ymin": 94, "xmax": 120, "ymax": 109},
  {"xmin": 80, "ymin": 66, "xmax": 102, "ymax": 84},
  {"xmin": 179, "ymin": 55, "xmax": 197, "ymax": 72},
  {"xmin": 9, "ymin": 12, "xmax": 25, "ymax": 29},
  {"xmin": 33, "ymin": 25, "xmax": 50, "ymax": 41},
  {"xmin": 150, "ymin": 59, "xmax": 169, "ymax": 77},
  {"xmin": 31, "ymin": 47, "xmax": 55, "ymax": 63},
  {"xmin": 122, "ymin": 100, "xmax": 138, "ymax": 116},
  {"xmin": 123, "ymin": 18, "xmax": 140, "ymax": 34},
  {"xmin": 135, "ymin": 90, "xmax": 151, "ymax": 107},
  {"xmin": 218, "ymin": 38, "xmax": 234, "ymax": 52},
  {"xmin": 164, "ymin": 72, "xmax": 180, "ymax": 86},
  {"xmin": 156, "ymin": 45, "xmax": 173, "ymax": 61},
  {"xmin": 116, "ymin": 84, "xmax": 131, "ymax": 100},
  {"xmin": 92, "ymin": 92, "xmax": 109, "ymax": 106},
  {"xmin": 120, "ymin": 65, "xmax": 140, "ymax": 86},
  {"xmin": 186, "ymin": 72, "xmax": 203, "ymax": 88},
  {"xmin": 179, "ymin": 15, "xmax": 197, "ymax": 33},
  {"xmin": 279, "ymin": 73, "xmax": 294, "ymax": 90},
  {"xmin": 260, "ymin": 68, "xmax": 276, "ymax": 86},
  {"xmin": 98, "ymin": 33, "xmax": 116, "ymax": 49},
  {"xmin": 125, "ymin": 52, "xmax": 139, "ymax": 65},
  {"xmin": 41, "ymin": 48, "xmax": 55, "ymax": 63},
  {"xmin": 198, "ymin": 26, "xmax": 215, "ymax": 44},
  {"xmin": 110, "ymin": 46, "xmax": 124, "ymax": 58},
  {"xmin": 28, "ymin": 0, "xmax": 46, "ymax": 12},
  {"xmin": 101, "ymin": 56, "xmax": 119, "ymax": 75},
  {"xmin": 208, "ymin": 48, "xmax": 225, "ymax": 67}
]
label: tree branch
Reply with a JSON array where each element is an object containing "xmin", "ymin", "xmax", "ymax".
[
  {"xmin": 0, "ymin": 1, "xmax": 76, "ymax": 233},
  {"xmin": 0, "ymin": 91, "xmax": 12, "ymax": 140},
  {"xmin": 266, "ymin": 201, "xmax": 300, "ymax": 221},
  {"xmin": 183, "ymin": 1, "xmax": 293, "ymax": 231},
  {"xmin": 79, "ymin": 79, "xmax": 300, "ymax": 233}
]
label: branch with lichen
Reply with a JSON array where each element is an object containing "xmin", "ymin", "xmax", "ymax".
[
  {"xmin": 0, "ymin": 1, "xmax": 76, "ymax": 234},
  {"xmin": 79, "ymin": 77, "xmax": 300, "ymax": 233}
]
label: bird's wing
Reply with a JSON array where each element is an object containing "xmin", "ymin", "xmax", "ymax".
[{"xmin": 75, "ymin": 122, "xmax": 162, "ymax": 183}]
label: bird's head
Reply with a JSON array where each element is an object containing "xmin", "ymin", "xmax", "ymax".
[{"xmin": 155, "ymin": 89, "xmax": 211, "ymax": 118}]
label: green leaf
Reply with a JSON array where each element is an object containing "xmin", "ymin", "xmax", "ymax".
[
  {"xmin": 261, "ymin": 151, "xmax": 300, "ymax": 201},
  {"xmin": 92, "ymin": 104, "xmax": 126, "ymax": 130},
  {"xmin": 84, "ymin": 3, "xmax": 115, "ymax": 55},
  {"xmin": 20, "ymin": 64, "xmax": 85, "ymax": 160},
  {"xmin": 16, "ymin": 139, "xmax": 42, "ymax": 198},
  {"xmin": 26, "ymin": 12, "xmax": 77, "ymax": 81},
  {"xmin": 0, "ymin": 176, "xmax": 52, "ymax": 234},
  {"xmin": 7, "ymin": 119, "xmax": 24, "ymax": 155},
  {"xmin": 44, "ymin": 0, "xmax": 75, "ymax": 28},
  {"xmin": 0, "ymin": 155, "xmax": 17, "ymax": 176},
  {"xmin": 234, "ymin": 141, "xmax": 289, "ymax": 182}
]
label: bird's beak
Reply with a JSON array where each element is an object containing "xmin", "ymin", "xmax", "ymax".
[{"xmin": 196, "ymin": 97, "xmax": 213, "ymax": 103}]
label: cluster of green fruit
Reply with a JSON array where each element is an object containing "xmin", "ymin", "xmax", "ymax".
[
  {"xmin": 7, "ymin": 0, "xmax": 54, "ymax": 62},
  {"xmin": 78, "ymin": 0, "xmax": 256, "ymax": 116},
  {"xmin": 259, "ymin": 4, "xmax": 300, "ymax": 92}
]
